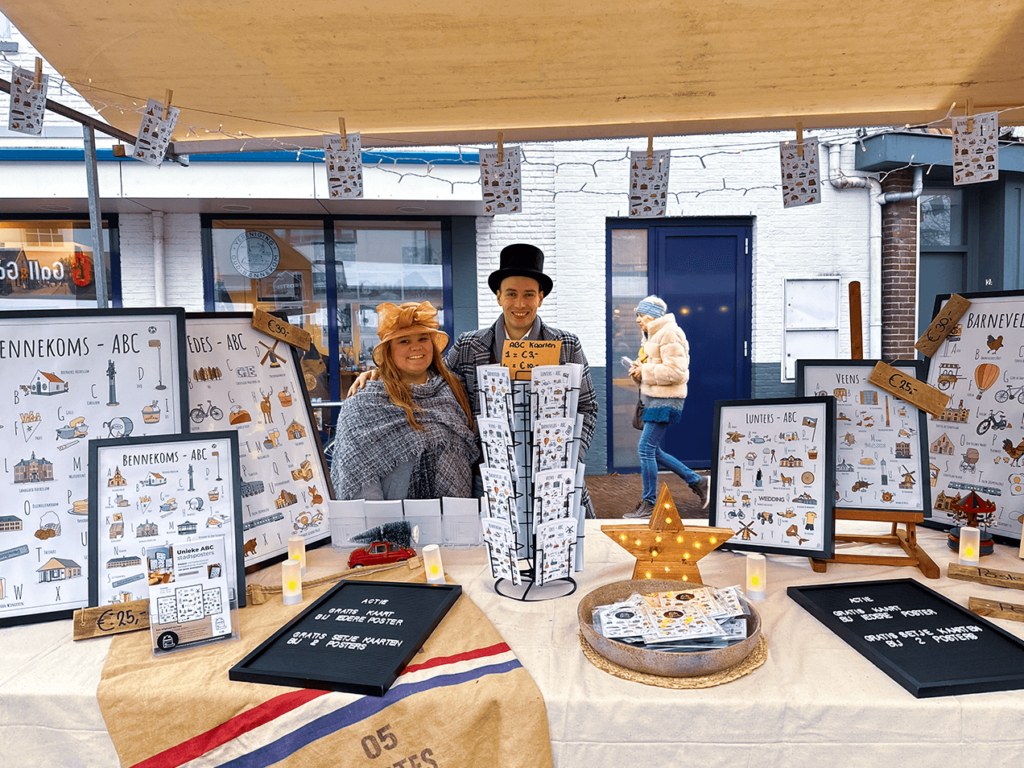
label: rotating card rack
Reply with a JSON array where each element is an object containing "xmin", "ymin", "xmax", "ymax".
[{"xmin": 484, "ymin": 374, "xmax": 582, "ymax": 602}]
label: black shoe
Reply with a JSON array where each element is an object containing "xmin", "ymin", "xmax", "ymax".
[
  {"xmin": 689, "ymin": 476, "xmax": 710, "ymax": 510},
  {"xmin": 624, "ymin": 500, "xmax": 654, "ymax": 519}
]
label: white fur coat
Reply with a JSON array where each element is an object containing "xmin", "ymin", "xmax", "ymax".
[{"xmin": 639, "ymin": 313, "xmax": 689, "ymax": 399}]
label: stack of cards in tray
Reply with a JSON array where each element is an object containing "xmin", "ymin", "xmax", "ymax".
[
  {"xmin": 478, "ymin": 364, "xmax": 587, "ymax": 586},
  {"xmin": 592, "ymin": 586, "xmax": 749, "ymax": 653}
]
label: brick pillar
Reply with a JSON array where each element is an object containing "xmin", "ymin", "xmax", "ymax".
[{"xmin": 881, "ymin": 169, "xmax": 918, "ymax": 360}]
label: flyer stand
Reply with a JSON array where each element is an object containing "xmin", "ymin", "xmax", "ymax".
[{"xmin": 481, "ymin": 362, "xmax": 584, "ymax": 602}]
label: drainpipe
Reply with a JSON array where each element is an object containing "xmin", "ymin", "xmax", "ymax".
[
  {"xmin": 152, "ymin": 211, "xmax": 166, "ymax": 307},
  {"xmin": 826, "ymin": 143, "xmax": 923, "ymax": 359}
]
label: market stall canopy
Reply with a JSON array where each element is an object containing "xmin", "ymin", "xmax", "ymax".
[{"xmin": 4, "ymin": 0, "xmax": 1024, "ymax": 150}]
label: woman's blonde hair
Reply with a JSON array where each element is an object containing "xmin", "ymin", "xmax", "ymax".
[{"xmin": 376, "ymin": 340, "xmax": 475, "ymax": 432}]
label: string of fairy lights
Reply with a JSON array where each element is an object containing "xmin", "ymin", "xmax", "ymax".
[{"xmin": 6, "ymin": 56, "xmax": 1024, "ymax": 205}]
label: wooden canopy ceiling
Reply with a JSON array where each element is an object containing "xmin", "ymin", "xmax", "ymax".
[{"xmin": 4, "ymin": 0, "xmax": 1024, "ymax": 149}]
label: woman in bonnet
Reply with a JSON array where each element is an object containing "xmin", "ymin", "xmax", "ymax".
[{"xmin": 330, "ymin": 301, "xmax": 478, "ymax": 500}]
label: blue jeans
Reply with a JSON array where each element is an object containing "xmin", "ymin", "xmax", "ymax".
[{"xmin": 639, "ymin": 420, "xmax": 700, "ymax": 503}]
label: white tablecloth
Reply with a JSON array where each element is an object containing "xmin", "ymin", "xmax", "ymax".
[{"xmin": 3, "ymin": 520, "xmax": 1024, "ymax": 768}]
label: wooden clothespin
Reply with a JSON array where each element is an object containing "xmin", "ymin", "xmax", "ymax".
[
  {"xmin": 32, "ymin": 58, "xmax": 43, "ymax": 91},
  {"xmin": 796, "ymin": 122, "xmax": 804, "ymax": 158},
  {"xmin": 339, "ymin": 117, "xmax": 347, "ymax": 151},
  {"xmin": 647, "ymin": 134, "xmax": 654, "ymax": 170},
  {"xmin": 497, "ymin": 132, "xmax": 504, "ymax": 164},
  {"xmin": 162, "ymin": 89, "xmax": 173, "ymax": 121},
  {"xmin": 966, "ymin": 98, "xmax": 974, "ymax": 133}
]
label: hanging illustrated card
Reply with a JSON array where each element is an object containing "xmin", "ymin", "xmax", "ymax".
[
  {"xmin": 481, "ymin": 466, "xmax": 517, "ymax": 531},
  {"xmin": 797, "ymin": 359, "xmax": 931, "ymax": 515},
  {"xmin": 148, "ymin": 534, "xmax": 239, "ymax": 654},
  {"xmin": 533, "ymin": 468, "xmax": 575, "ymax": 525},
  {"xmin": 628, "ymin": 149, "xmax": 671, "ymax": 218},
  {"xmin": 0, "ymin": 308, "xmax": 188, "ymax": 627},
  {"xmin": 481, "ymin": 516, "xmax": 520, "ymax": 585},
  {"xmin": 185, "ymin": 313, "xmax": 333, "ymax": 568},
  {"xmin": 133, "ymin": 98, "xmax": 180, "ymax": 167},
  {"xmin": 478, "ymin": 365, "xmax": 514, "ymax": 434},
  {"xmin": 953, "ymin": 112, "xmax": 999, "ymax": 186},
  {"xmin": 480, "ymin": 146, "xmax": 522, "ymax": 215},
  {"xmin": 88, "ymin": 431, "xmax": 245, "ymax": 610},
  {"xmin": 532, "ymin": 417, "xmax": 575, "ymax": 474},
  {"xmin": 478, "ymin": 417, "xmax": 517, "ymax": 479},
  {"xmin": 7, "ymin": 65, "xmax": 48, "ymax": 136},
  {"xmin": 323, "ymin": 132, "xmax": 364, "ymax": 199},
  {"xmin": 535, "ymin": 517, "xmax": 577, "ymax": 585},
  {"xmin": 780, "ymin": 136, "xmax": 820, "ymax": 208},
  {"xmin": 710, "ymin": 396, "xmax": 836, "ymax": 558},
  {"xmin": 924, "ymin": 291, "xmax": 1024, "ymax": 540}
]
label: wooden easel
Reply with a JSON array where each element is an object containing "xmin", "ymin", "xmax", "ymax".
[{"xmin": 809, "ymin": 282, "xmax": 940, "ymax": 579}]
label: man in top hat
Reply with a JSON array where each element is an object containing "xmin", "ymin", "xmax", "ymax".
[{"xmin": 350, "ymin": 243, "xmax": 599, "ymax": 516}]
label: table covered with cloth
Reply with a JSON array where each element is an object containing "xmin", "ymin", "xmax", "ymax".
[{"xmin": 4, "ymin": 520, "xmax": 1024, "ymax": 767}]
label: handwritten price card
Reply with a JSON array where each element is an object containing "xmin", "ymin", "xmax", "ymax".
[{"xmin": 501, "ymin": 339, "xmax": 561, "ymax": 381}]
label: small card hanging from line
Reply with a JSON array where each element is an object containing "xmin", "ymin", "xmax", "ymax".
[
  {"xmin": 133, "ymin": 98, "xmax": 180, "ymax": 167},
  {"xmin": 628, "ymin": 149, "xmax": 671, "ymax": 218},
  {"xmin": 8, "ymin": 65, "xmax": 48, "ymax": 136},
  {"xmin": 780, "ymin": 136, "xmax": 820, "ymax": 208},
  {"xmin": 323, "ymin": 132, "xmax": 364, "ymax": 198},
  {"xmin": 953, "ymin": 112, "xmax": 998, "ymax": 186},
  {"xmin": 480, "ymin": 146, "xmax": 522, "ymax": 215}
]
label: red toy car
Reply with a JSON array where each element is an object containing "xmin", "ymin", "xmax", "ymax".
[{"xmin": 348, "ymin": 541, "xmax": 416, "ymax": 569}]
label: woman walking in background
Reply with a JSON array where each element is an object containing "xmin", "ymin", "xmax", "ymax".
[{"xmin": 624, "ymin": 296, "xmax": 708, "ymax": 518}]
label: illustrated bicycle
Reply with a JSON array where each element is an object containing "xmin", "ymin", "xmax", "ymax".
[
  {"xmin": 994, "ymin": 384, "xmax": 1024, "ymax": 404},
  {"xmin": 189, "ymin": 400, "xmax": 224, "ymax": 424}
]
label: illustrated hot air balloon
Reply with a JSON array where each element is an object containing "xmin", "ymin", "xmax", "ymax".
[{"xmin": 975, "ymin": 363, "xmax": 1000, "ymax": 400}]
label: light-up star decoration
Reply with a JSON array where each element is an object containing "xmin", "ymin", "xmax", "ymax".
[{"xmin": 602, "ymin": 483, "xmax": 734, "ymax": 583}]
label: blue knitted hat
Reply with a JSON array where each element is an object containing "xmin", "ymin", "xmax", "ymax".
[{"xmin": 635, "ymin": 296, "xmax": 666, "ymax": 319}]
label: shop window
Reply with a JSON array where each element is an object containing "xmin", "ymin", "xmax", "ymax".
[
  {"xmin": 782, "ymin": 278, "xmax": 840, "ymax": 381},
  {"xmin": 207, "ymin": 218, "xmax": 446, "ymax": 413},
  {"xmin": 0, "ymin": 219, "xmax": 117, "ymax": 308}
]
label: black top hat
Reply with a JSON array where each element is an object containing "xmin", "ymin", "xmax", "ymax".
[{"xmin": 487, "ymin": 243, "xmax": 553, "ymax": 296}]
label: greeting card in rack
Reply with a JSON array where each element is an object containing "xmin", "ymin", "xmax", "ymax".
[
  {"xmin": 710, "ymin": 397, "xmax": 836, "ymax": 559},
  {"xmin": 88, "ymin": 432, "xmax": 245, "ymax": 609},
  {"xmin": 184, "ymin": 314, "xmax": 333, "ymax": 569},
  {"xmin": 925, "ymin": 291, "xmax": 1024, "ymax": 540},
  {"xmin": 0, "ymin": 308, "xmax": 188, "ymax": 627},
  {"xmin": 797, "ymin": 359, "xmax": 931, "ymax": 516}
]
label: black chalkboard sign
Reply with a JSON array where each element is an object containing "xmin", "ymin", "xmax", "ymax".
[
  {"xmin": 230, "ymin": 580, "xmax": 461, "ymax": 696},
  {"xmin": 789, "ymin": 578, "xmax": 1024, "ymax": 698}
]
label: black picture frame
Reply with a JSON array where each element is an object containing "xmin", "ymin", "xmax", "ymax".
[
  {"xmin": 88, "ymin": 431, "xmax": 246, "ymax": 609},
  {"xmin": 796, "ymin": 359, "xmax": 932, "ymax": 517},
  {"xmin": 230, "ymin": 580, "xmax": 462, "ymax": 696},
  {"xmin": 789, "ymin": 578, "xmax": 1024, "ymax": 698},
  {"xmin": 185, "ymin": 313, "xmax": 335, "ymax": 572},
  {"xmin": 924, "ymin": 290, "xmax": 1024, "ymax": 542},
  {"xmin": 710, "ymin": 396, "xmax": 836, "ymax": 559},
  {"xmin": 0, "ymin": 307, "xmax": 188, "ymax": 628}
]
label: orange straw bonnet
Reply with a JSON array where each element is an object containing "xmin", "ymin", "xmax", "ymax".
[{"xmin": 372, "ymin": 301, "xmax": 449, "ymax": 366}]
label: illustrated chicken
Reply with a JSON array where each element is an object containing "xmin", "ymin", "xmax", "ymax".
[
  {"xmin": 987, "ymin": 334, "xmax": 1004, "ymax": 352},
  {"xmin": 1002, "ymin": 438, "xmax": 1024, "ymax": 466}
]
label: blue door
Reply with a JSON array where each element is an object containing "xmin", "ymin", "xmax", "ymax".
[
  {"xmin": 656, "ymin": 226, "xmax": 751, "ymax": 468},
  {"xmin": 607, "ymin": 220, "xmax": 751, "ymax": 473}
]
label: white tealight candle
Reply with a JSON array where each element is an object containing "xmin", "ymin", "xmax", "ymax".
[
  {"xmin": 288, "ymin": 535, "xmax": 307, "ymax": 575},
  {"xmin": 746, "ymin": 553, "xmax": 767, "ymax": 601},
  {"xmin": 423, "ymin": 544, "xmax": 446, "ymax": 585},
  {"xmin": 959, "ymin": 526, "xmax": 981, "ymax": 566},
  {"xmin": 282, "ymin": 560, "xmax": 303, "ymax": 605}
]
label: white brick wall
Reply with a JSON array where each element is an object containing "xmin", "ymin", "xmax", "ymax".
[
  {"xmin": 474, "ymin": 134, "xmax": 872, "ymax": 371},
  {"xmin": 118, "ymin": 212, "xmax": 204, "ymax": 311}
]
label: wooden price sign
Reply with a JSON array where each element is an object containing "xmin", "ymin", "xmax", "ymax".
[
  {"xmin": 501, "ymin": 339, "xmax": 562, "ymax": 380},
  {"xmin": 73, "ymin": 599, "xmax": 151, "ymax": 641},
  {"xmin": 868, "ymin": 360, "xmax": 950, "ymax": 418},
  {"xmin": 252, "ymin": 308, "xmax": 311, "ymax": 351},
  {"xmin": 914, "ymin": 293, "xmax": 971, "ymax": 358}
]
